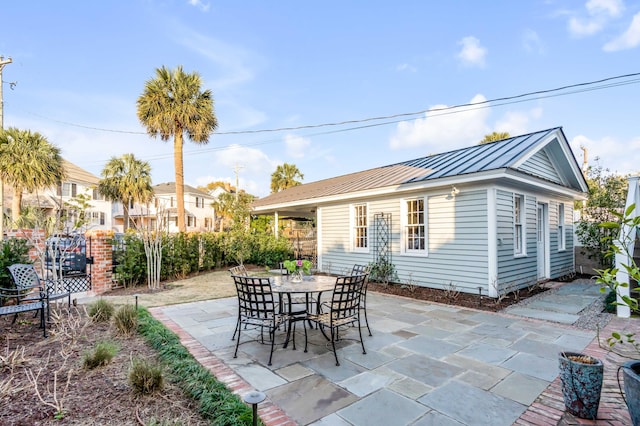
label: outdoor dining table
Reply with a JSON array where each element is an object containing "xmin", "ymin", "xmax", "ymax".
[{"xmin": 270, "ymin": 274, "xmax": 337, "ymax": 348}]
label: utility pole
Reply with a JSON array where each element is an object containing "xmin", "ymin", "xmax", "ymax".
[
  {"xmin": 0, "ymin": 56, "xmax": 12, "ymax": 241},
  {"xmin": 233, "ymin": 163, "xmax": 244, "ymax": 201}
]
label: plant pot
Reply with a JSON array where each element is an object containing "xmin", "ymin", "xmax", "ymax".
[
  {"xmin": 622, "ymin": 360, "xmax": 640, "ymax": 426},
  {"xmin": 558, "ymin": 352, "xmax": 603, "ymax": 420}
]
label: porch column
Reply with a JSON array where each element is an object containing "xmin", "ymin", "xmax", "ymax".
[
  {"xmin": 274, "ymin": 211, "xmax": 279, "ymax": 238},
  {"xmin": 616, "ymin": 175, "xmax": 639, "ymax": 318}
]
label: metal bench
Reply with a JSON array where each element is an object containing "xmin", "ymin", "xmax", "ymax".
[{"xmin": 1, "ymin": 267, "xmax": 47, "ymax": 337}]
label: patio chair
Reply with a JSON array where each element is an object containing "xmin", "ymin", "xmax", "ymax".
[
  {"xmin": 351, "ymin": 264, "xmax": 372, "ymax": 336},
  {"xmin": 2, "ymin": 265, "xmax": 47, "ymax": 337},
  {"xmin": 304, "ymin": 274, "xmax": 367, "ymax": 366},
  {"xmin": 8, "ymin": 263, "xmax": 71, "ymax": 323},
  {"xmin": 231, "ymin": 275, "xmax": 286, "ymax": 366},
  {"xmin": 228, "ymin": 265, "xmax": 248, "ymax": 276}
]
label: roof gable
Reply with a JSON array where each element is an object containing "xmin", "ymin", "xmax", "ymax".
[
  {"xmin": 63, "ymin": 159, "xmax": 100, "ymax": 186},
  {"xmin": 252, "ymin": 127, "xmax": 588, "ymax": 211},
  {"xmin": 153, "ymin": 182, "xmax": 213, "ymax": 198}
]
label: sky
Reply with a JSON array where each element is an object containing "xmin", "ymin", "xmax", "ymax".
[{"xmin": 1, "ymin": 0, "xmax": 640, "ymax": 198}]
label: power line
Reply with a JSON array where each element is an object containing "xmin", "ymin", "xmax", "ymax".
[{"xmin": 10, "ymin": 71, "xmax": 640, "ymax": 137}]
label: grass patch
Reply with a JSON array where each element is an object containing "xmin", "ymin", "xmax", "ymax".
[
  {"xmin": 137, "ymin": 308, "xmax": 256, "ymax": 426},
  {"xmin": 83, "ymin": 340, "xmax": 119, "ymax": 369}
]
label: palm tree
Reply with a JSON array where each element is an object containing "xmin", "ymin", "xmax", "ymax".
[
  {"xmin": 0, "ymin": 127, "xmax": 65, "ymax": 223},
  {"xmin": 211, "ymin": 192, "xmax": 235, "ymax": 232},
  {"xmin": 479, "ymin": 131, "xmax": 511, "ymax": 144},
  {"xmin": 136, "ymin": 65, "xmax": 218, "ymax": 232},
  {"xmin": 98, "ymin": 154, "xmax": 153, "ymax": 231},
  {"xmin": 270, "ymin": 163, "xmax": 304, "ymax": 193}
]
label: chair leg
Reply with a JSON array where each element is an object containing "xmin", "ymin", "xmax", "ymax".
[
  {"xmin": 357, "ymin": 320, "xmax": 366, "ymax": 355},
  {"xmin": 303, "ymin": 319, "xmax": 309, "ymax": 353},
  {"xmin": 268, "ymin": 325, "xmax": 275, "ymax": 366},
  {"xmin": 331, "ymin": 327, "xmax": 340, "ymax": 366},
  {"xmin": 362, "ymin": 300, "xmax": 372, "ymax": 337},
  {"xmin": 233, "ymin": 321, "xmax": 242, "ymax": 358}
]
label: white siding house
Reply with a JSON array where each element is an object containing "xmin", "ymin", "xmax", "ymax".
[{"xmin": 252, "ymin": 127, "xmax": 589, "ymax": 298}]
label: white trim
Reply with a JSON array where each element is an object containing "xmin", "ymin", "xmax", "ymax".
[
  {"xmin": 558, "ymin": 202, "xmax": 566, "ymax": 252},
  {"xmin": 350, "ymin": 202, "xmax": 369, "ymax": 253},
  {"xmin": 317, "ymin": 207, "xmax": 323, "ymax": 271},
  {"xmin": 514, "ymin": 193, "xmax": 526, "ymax": 256},
  {"xmin": 400, "ymin": 196, "xmax": 428, "ymax": 256},
  {"xmin": 488, "ymin": 188, "xmax": 498, "ymax": 298}
]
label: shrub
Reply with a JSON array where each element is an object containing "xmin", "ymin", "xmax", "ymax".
[
  {"xmin": 87, "ymin": 299, "xmax": 115, "ymax": 323},
  {"xmin": 113, "ymin": 305, "xmax": 138, "ymax": 336},
  {"xmin": 83, "ymin": 341, "xmax": 118, "ymax": 369},
  {"xmin": 128, "ymin": 357, "xmax": 164, "ymax": 395},
  {"xmin": 0, "ymin": 238, "xmax": 30, "ymax": 289},
  {"xmin": 604, "ymin": 289, "xmax": 617, "ymax": 313}
]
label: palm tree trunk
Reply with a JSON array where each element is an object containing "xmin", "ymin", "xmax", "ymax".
[
  {"xmin": 123, "ymin": 201, "xmax": 129, "ymax": 232},
  {"xmin": 11, "ymin": 186, "xmax": 22, "ymax": 223},
  {"xmin": 174, "ymin": 131, "xmax": 186, "ymax": 232}
]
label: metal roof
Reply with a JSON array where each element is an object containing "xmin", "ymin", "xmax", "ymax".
[{"xmin": 253, "ymin": 127, "xmax": 585, "ymax": 210}]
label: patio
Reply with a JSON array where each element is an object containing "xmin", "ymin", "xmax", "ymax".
[{"xmin": 148, "ymin": 285, "xmax": 637, "ymax": 425}]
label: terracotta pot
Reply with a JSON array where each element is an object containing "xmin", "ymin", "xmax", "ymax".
[{"xmin": 558, "ymin": 352, "xmax": 603, "ymax": 420}]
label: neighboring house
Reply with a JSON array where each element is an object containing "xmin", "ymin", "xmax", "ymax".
[
  {"xmin": 252, "ymin": 127, "xmax": 589, "ymax": 298},
  {"xmin": 114, "ymin": 182, "xmax": 215, "ymax": 233},
  {"xmin": 9, "ymin": 159, "xmax": 112, "ymax": 232}
]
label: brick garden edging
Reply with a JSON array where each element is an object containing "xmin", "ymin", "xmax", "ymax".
[
  {"xmin": 515, "ymin": 316, "xmax": 637, "ymax": 426},
  {"xmin": 149, "ymin": 307, "xmax": 297, "ymax": 426}
]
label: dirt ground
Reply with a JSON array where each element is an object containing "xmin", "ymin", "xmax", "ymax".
[{"xmin": 0, "ymin": 266, "xmax": 560, "ymax": 424}]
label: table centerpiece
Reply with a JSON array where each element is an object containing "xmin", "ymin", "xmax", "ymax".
[{"xmin": 283, "ymin": 259, "xmax": 312, "ymax": 282}]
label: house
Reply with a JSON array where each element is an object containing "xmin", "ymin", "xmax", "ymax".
[
  {"xmin": 8, "ymin": 159, "xmax": 112, "ymax": 232},
  {"xmin": 252, "ymin": 127, "xmax": 589, "ymax": 298}
]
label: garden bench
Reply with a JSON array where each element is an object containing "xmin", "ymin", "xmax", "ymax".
[{"xmin": 0, "ymin": 268, "xmax": 47, "ymax": 337}]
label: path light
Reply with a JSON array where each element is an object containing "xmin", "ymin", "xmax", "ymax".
[
  {"xmin": 477, "ymin": 286, "xmax": 483, "ymax": 307},
  {"xmin": 134, "ymin": 294, "xmax": 139, "ymax": 310},
  {"xmin": 243, "ymin": 390, "xmax": 266, "ymax": 426}
]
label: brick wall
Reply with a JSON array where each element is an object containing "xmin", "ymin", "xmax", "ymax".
[{"xmin": 85, "ymin": 229, "xmax": 113, "ymax": 295}]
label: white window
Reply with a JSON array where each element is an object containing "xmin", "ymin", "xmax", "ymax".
[
  {"xmin": 404, "ymin": 198, "xmax": 426, "ymax": 254},
  {"xmin": 91, "ymin": 211, "xmax": 105, "ymax": 226},
  {"xmin": 61, "ymin": 182, "xmax": 77, "ymax": 197},
  {"xmin": 514, "ymin": 194, "xmax": 525, "ymax": 255},
  {"xmin": 558, "ymin": 203, "xmax": 566, "ymax": 251},
  {"xmin": 352, "ymin": 204, "xmax": 368, "ymax": 251}
]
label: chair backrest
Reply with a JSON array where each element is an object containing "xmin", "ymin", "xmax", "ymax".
[
  {"xmin": 351, "ymin": 264, "xmax": 371, "ymax": 277},
  {"xmin": 329, "ymin": 274, "xmax": 366, "ymax": 321},
  {"xmin": 7, "ymin": 264, "xmax": 41, "ymax": 291},
  {"xmin": 228, "ymin": 265, "xmax": 248, "ymax": 276},
  {"xmin": 232, "ymin": 275, "xmax": 277, "ymax": 320}
]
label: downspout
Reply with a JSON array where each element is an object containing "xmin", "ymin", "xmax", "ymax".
[{"xmin": 488, "ymin": 188, "xmax": 498, "ymax": 297}]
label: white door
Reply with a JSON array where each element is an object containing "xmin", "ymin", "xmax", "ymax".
[{"xmin": 537, "ymin": 204, "xmax": 547, "ymax": 280}]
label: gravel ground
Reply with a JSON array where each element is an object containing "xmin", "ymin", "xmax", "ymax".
[{"xmin": 503, "ymin": 278, "xmax": 615, "ymax": 331}]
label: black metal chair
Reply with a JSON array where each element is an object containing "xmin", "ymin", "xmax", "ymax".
[
  {"xmin": 4, "ymin": 264, "xmax": 48, "ymax": 337},
  {"xmin": 231, "ymin": 275, "xmax": 286, "ymax": 366},
  {"xmin": 351, "ymin": 264, "xmax": 372, "ymax": 336},
  {"xmin": 8, "ymin": 263, "xmax": 71, "ymax": 323},
  {"xmin": 304, "ymin": 274, "xmax": 367, "ymax": 366}
]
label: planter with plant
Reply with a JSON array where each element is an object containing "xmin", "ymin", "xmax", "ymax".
[
  {"xmin": 596, "ymin": 203, "xmax": 640, "ymax": 425},
  {"xmin": 558, "ymin": 351, "xmax": 603, "ymax": 419}
]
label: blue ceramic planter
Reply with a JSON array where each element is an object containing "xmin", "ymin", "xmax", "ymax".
[
  {"xmin": 558, "ymin": 352, "xmax": 603, "ymax": 420},
  {"xmin": 623, "ymin": 360, "xmax": 640, "ymax": 426}
]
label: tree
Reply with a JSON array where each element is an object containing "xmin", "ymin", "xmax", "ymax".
[
  {"xmin": 575, "ymin": 164, "xmax": 628, "ymax": 268},
  {"xmin": 212, "ymin": 191, "xmax": 254, "ymax": 232},
  {"xmin": 479, "ymin": 131, "xmax": 511, "ymax": 144},
  {"xmin": 0, "ymin": 127, "xmax": 65, "ymax": 223},
  {"xmin": 270, "ymin": 163, "xmax": 303, "ymax": 193},
  {"xmin": 98, "ymin": 154, "xmax": 153, "ymax": 232},
  {"xmin": 137, "ymin": 65, "xmax": 218, "ymax": 232}
]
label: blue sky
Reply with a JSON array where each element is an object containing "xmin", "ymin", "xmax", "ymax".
[{"xmin": 1, "ymin": 0, "xmax": 640, "ymax": 197}]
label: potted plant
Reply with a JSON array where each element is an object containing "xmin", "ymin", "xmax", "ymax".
[
  {"xmin": 282, "ymin": 259, "xmax": 312, "ymax": 282},
  {"xmin": 558, "ymin": 351, "xmax": 603, "ymax": 419},
  {"xmin": 596, "ymin": 204, "xmax": 640, "ymax": 425}
]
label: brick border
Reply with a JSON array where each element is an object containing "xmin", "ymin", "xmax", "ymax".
[
  {"xmin": 149, "ymin": 307, "xmax": 298, "ymax": 426},
  {"xmin": 515, "ymin": 317, "xmax": 636, "ymax": 425}
]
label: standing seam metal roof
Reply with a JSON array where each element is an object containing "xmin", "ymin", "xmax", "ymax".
[{"xmin": 252, "ymin": 127, "xmax": 568, "ymax": 208}]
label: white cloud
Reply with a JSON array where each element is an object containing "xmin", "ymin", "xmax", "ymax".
[
  {"xmin": 569, "ymin": 133, "xmax": 640, "ymax": 175},
  {"xmin": 567, "ymin": 0, "xmax": 625, "ymax": 37},
  {"xmin": 457, "ymin": 36, "xmax": 487, "ymax": 68},
  {"xmin": 604, "ymin": 12, "xmax": 640, "ymax": 51},
  {"xmin": 390, "ymin": 94, "xmax": 491, "ymax": 150},
  {"xmin": 396, "ymin": 63, "xmax": 417, "ymax": 72},
  {"xmin": 523, "ymin": 29, "xmax": 545, "ymax": 54},
  {"xmin": 494, "ymin": 107, "xmax": 543, "ymax": 136},
  {"xmin": 188, "ymin": 0, "xmax": 210, "ymax": 12},
  {"xmin": 284, "ymin": 134, "xmax": 311, "ymax": 158}
]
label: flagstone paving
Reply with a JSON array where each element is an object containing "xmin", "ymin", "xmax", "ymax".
[{"xmin": 149, "ymin": 281, "xmax": 636, "ymax": 425}]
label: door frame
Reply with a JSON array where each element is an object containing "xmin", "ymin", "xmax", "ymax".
[{"xmin": 536, "ymin": 202, "xmax": 549, "ymax": 280}]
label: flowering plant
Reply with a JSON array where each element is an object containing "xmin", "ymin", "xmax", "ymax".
[{"xmin": 283, "ymin": 259, "xmax": 312, "ymax": 275}]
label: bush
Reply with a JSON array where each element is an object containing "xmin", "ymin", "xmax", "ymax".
[
  {"xmin": 113, "ymin": 304, "xmax": 138, "ymax": 335},
  {"xmin": 128, "ymin": 357, "xmax": 164, "ymax": 395},
  {"xmin": 604, "ymin": 289, "xmax": 617, "ymax": 313},
  {"xmin": 88, "ymin": 299, "xmax": 115, "ymax": 323},
  {"xmin": 83, "ymin": 341, "xmax": 118, "ymax": 369},
  {"xmin": 0, "ymin": 238, "xmax": 31, "ymax": 288}
]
